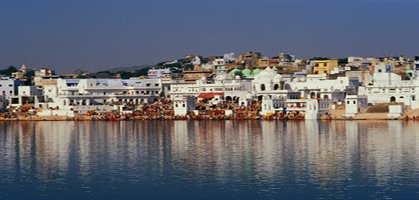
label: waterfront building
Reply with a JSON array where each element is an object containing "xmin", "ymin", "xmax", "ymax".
[
  {"xmin": 0, "ymin": 77, "xmax": 24, "ymax": 99},
  {"xmin": 289, "ymin": 75, "xmax": 359, "ymax": 103},
  {"xmin": 251, "ymin": 67, "xmax": 358, "ymax": 104},
  {"xmin": 359, "ymin": 64, "xmax": 419, "ymax": 108},
  {"xmin": 9, "ymin": 86, "xmax": 43, "ymax": 108},
  {"xmin": 344, "ymin": 95, "xmax": 368, "ymax": 117},
  {"xmin": 169, "ymin": 76, "xmax": 243, "ymax": 98},
  {"xmin": 251, "ymin": 67, "xmax": 299, "ymax": 101},
  {"xmin": 173, "ymin": 95, "xmax": 195, "ymax": 116},
  {"xmin": 251, "ymin": 67, "xmax": 341, "ymax": 117},
  {"xmin": 37, "ymin": 78, "xmax": 162, "ymax": 113}
]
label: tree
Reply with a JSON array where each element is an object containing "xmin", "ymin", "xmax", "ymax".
[{"xmin": 0, "ymin": 66, "xmax": 18, "ymax": 76}]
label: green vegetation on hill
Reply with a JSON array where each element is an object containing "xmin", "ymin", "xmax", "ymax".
[
  {"xmin": 93, "ymin": 68, "xmax": 150, "ymax": 79},
  {"xmin": 0, "ymin": 66, "xmax": 18, "ymax": 76}
]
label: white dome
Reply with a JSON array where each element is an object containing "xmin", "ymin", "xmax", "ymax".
[
  {"xmin": 274, "ymin": 74, "xmax": 283, "ymax": 79},
  {"xmin": 255, "ymin": 67, "xmax": 278, "ymax": 80}
]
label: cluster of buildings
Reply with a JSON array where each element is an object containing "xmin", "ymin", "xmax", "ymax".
[{"xmin": 2, "ymin": 52, "xmax": 419, "ymax": 120}]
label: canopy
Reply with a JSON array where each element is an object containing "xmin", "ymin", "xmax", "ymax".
[{"xmin": 197, "ymin": 92, "xmax": 224, "ymax": 99}]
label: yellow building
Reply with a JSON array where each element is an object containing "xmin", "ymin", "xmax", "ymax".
[{"xmin": 312, "ymin": 60, "xmax": 338, "ymax": 74}]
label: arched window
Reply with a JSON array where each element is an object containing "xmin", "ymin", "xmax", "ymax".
[
  {"xmin": 390, "ymin": 96, "xmax": 396, "ymax": 102},
  {"xmin": 310, "ymin": 92, "xmax": 316, "ymax": 99},
  {"xmin": 273, "ymin": 84, "xmax": 279, "ymax": 90},
  {"xmin": 260, "ymin": 84, "xmax": 266, "ymax": 91}
]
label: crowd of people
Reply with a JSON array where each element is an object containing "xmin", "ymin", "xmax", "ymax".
[{"xmin": 0, "ymin": 97, "xmax": 328, "ymax": 121}]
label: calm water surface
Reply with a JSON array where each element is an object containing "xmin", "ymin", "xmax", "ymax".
[{"xmin": 0, "ymin": 120, "xmax": 418, "ymax": 199}]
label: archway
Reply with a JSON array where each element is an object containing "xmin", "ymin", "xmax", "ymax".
[
  {"xmin": 273, "ymin": 84, "xmax": 279, "ymax": 90},
  {"xmin": 310, "ymin": 92, "xmax": 316, "ymax": 99},
  {"xmin": 225, "ymin": 96, "xmax": 233, "ymax": 102},
  {"xmin": 390, "ymin": 96, "xmax": 396, "ymax": 102},
  {"xmin": 260, "ymin": 84, "xmax": 266, "ymax": 91}
]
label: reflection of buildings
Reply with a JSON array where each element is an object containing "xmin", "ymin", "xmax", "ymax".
[{"xmin": 1, "ymin": 121, "xmax": 419, "ymax": 192}]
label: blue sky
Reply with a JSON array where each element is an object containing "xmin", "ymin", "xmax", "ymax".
[{"xmin": 1, "ymin": 0, "xmax": 418, "ymax": 72}]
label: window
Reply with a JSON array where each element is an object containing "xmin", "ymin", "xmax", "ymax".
[
  {"xmin": 353, "ymin": 101, "xmax": 356, "ymax": 104},
  {"xmin": 260, "ymin": 84, "xmax": 266, "ymax": 91},
  {"xmin": 8, "ymin": 84, "xmax": 12, "ymax": 87},
  {"xmin": 146, "ymin": 83, "xmax": 151, "ymax": 87},
  {"xmin": 182, "ymin": 103, "xmax": 185, "ymax": 107},
  {"xmin": 347, "ymin": 101, "xmax": 350, "ymax": 104}
]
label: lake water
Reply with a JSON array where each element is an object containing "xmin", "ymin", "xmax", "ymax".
[{"xmin": 0, "ymin": 120, "xmax": 418, "ymax": 199}]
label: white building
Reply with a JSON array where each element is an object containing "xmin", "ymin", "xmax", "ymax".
[
  {"xmin": 9, "ymin": 86, "xmax": 43, "ymax": 108},
  {"xmin": 360, "ymin": 64, "xmax": 419, "ymax": 107},
  {"xmin": 251, "ymin": 67, "xmax": 300, "ymax": 101},
  {"xmin": 251, "ymin": 67, "xmax": 358, "ymax": 104},
  {"xmin": 0, "ymin": 77, "xmax": 23, "ymax": 99},
  {"xmin": 344, "ymin": 95, "xmax": 368, "ymax": 117},
  {"xmin": 169, "ymin": 77, "xmax": 243, "ymax": 98},
  {"xmin": 173, "ymin": 95, "xmax": 195, "ymax": 116},
  {"xmin": 148, "ymin": 68, "xmax": 172, "ymax": 79},
  {"xmin": 289, "ymin": 75, "xmax": 359, "ymax": 103},
  {"xmin": 37, "ymin": 78, "xmax": 162, "ymax": 113}
]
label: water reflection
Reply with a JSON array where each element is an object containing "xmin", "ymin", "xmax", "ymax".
[{"xmin": 0, "ymin": 120, "xmax": 418, "ymax": 199}]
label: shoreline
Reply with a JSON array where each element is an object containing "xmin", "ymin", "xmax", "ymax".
[{"xmin": 0, "ymin": 115, "xmax": 417, "ymax": 121}]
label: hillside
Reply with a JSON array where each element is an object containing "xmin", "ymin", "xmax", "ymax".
[{"xmin": 102, "ymin": 65, "xmax": 152, "ymax": 73}]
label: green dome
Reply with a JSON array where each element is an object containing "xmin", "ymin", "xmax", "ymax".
[
  {"xmin": 252, "ymin": 68, "xmax": 262, "ymax": 76},
  {"xmin": 242, "ymin": 68, "xmax": 252, "ymax": 77},
  {"xmin": 229, "ymin": 68, "xmax": 241, "ymax": 76}
]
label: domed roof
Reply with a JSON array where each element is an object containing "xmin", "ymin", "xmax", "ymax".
[
  {"xmin": 229, "ymin": 68, "xmax": 241, "ymax": 76},
  {"xmin": 255, "ymin": 67, "xmax": 277, "ymax": 80},
  {"xmin": 252, "ymin": 68, "xmax": 262, "ymax": 76},
  {"xmin": 242, "ymin": 68, "xmax": 252, "ymax": 77}
]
